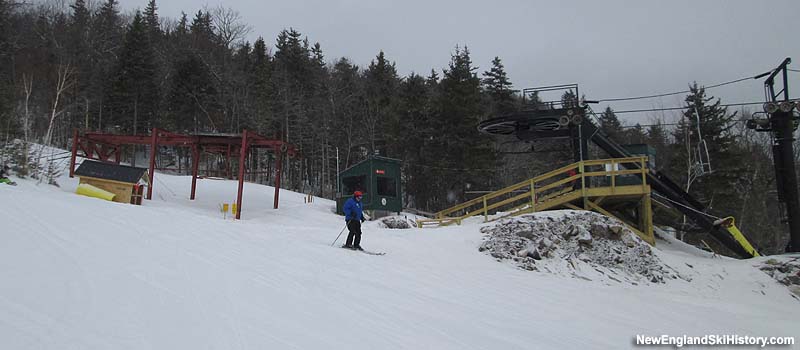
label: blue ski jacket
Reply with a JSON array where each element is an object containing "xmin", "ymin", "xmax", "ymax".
[{"xmin": 343, "ymin": 197, "xmax": 364, "ymax": 222}]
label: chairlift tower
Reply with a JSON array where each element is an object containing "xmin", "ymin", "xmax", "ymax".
[{"xmin": 747, "ymin": 57, "xmax": 800, "ymax": 253}]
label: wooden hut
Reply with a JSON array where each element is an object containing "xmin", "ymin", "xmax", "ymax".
[{"xmin": 74, "ymin": 161, "xmax": 149, "ymax": 205}]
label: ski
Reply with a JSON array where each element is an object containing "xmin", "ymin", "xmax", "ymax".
[{"xmin": 340, "ymin": 246, "xmax": 386, "ymax": 256}]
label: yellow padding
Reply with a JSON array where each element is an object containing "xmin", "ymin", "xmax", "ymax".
[
  {"xmin": 716, "ymin": 216, "xmax": 760, "ymax": 257},
  {"xmin": 76, "ymin": 183, "xmax": 116, "ymax": 201}
]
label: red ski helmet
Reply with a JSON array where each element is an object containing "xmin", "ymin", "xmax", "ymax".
[{"xmin": 353, "ymin": 191, "xmax": 363, "ymax": 197}]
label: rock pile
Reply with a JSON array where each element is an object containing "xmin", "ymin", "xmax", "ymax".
[
  {"xmin": 757, "ymin": 256, "xmax": 800, "ymax": 299},
  {"xmin": 479, "ymin": 211, "xmax": 679, "ymax": 284},
  {"xmin": 379, "ymin": 216, "xmax": 414, "ymax": 229}
]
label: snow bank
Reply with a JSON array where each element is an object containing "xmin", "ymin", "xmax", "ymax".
[
  {"xmin": 479, "ymin": 210, "xmax": 684, "ymax": 284},
  {"xmin": 756, "ymin": 255, "xmax": 800, "ymax": 299}
]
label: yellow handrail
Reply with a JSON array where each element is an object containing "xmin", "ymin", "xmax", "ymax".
[{"xmin": 420, "ymin": 156, "xmax": 649, "ymax": 226}]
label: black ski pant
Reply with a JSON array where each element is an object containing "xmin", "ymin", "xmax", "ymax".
[{"xmin": 345, "ymin": 219, "xmax": 362, "ymax": 247}]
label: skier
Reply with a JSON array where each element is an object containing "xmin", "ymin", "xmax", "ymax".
[
  {"xmin": 342, "ymin": 190, "xmax": 366, "ymax": 250},
  {"xmin": 0, "ymin": 165, "xmax": 16, "ymax": 186}
]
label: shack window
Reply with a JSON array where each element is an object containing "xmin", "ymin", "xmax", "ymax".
[
  {"xmin": 377, "ymin": 176, "xmax": 396, "ymax": 197},
  {"xmin": 343, "ymin": 175, "xmax": 366, "ymax": 195}
]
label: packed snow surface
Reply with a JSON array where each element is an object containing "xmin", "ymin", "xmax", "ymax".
[{"xmin": 0, "ymin": 158, "xmax": 798, "ymax": 349}]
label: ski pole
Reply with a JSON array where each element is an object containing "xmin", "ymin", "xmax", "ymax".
[{"xmin": 330, "ymin": 223, "xmax": 348, "ymax": 247}]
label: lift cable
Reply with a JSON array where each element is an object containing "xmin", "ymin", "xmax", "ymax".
[
  {"xmin": 651, "ymin": 192, "xmax": 722, "ymax": 221},
  {"xmin": 595, "ymin": 69, "xmax": 776, "ymax": 103}
]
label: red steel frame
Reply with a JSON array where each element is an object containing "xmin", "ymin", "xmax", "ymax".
[{"xmin": 69, "ymin": 128, "xmax": 297, "ymax": 219}]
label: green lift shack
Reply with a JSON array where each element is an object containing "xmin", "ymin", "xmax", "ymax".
[{"xmin": 337, "ymin": 155, "xmax": 402, "ymax": 217}]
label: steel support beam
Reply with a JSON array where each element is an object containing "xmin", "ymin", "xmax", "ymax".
[
  {"xmin": 69, "ymin": 129, "xmax": 78, "ymax": 178},
  {"xmin": 147, "ymin": 128, "xmax": 158, "ymax": 200},
  {"xmin": 763, "ymin": 58, "xmax": 800, "ymax": 252},
  {"xmin": 773, "ymin": 110, "xmax": 800, "ymax": 252},
  {"xmin": 191, "ymin": 144, "xmax": 199, "ymax": 200},
  {"xmin": 274, "ymin": 145, "xmax": 283, "ymax": 209},
  {"xmin": 235, "ymin": 130, "xmax": 248, "ymax": 219}
]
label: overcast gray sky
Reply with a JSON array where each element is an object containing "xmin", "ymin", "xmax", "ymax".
[{"xmin": 121, "ymin": 0, "xmax": 800, "ymax": 124}]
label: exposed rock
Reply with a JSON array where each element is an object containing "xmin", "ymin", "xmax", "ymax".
[
  {"xmin": 516, "ymin": 229, "xmax": 537, "ymax": 240},
  {"xmin": 609, "ymin": 225, "xmax": 624, "ymax": 238},
  {"xmin": 379, "ymin": 216, "xmax": 413, "ymax": 229},
  {"xmin": 479, "ymin": 211, "xmax": 677, "ymax": 284},
  {"xmin": 590, "ymin": 223, "xmax": 608, "ymax": 238},
  {"xmin": 577, "ymin": 227, "xmax": 592, "ymax": 246},
  {"xmin": 757, "ymin": 257, "xmax": 800, "ymax": 298}
]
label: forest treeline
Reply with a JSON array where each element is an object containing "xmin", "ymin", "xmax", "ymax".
[{"xmin": 0, "ymin": 0, "xmax": 790, "ymax": 254}]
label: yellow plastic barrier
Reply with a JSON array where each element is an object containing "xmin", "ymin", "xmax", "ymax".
[
  {"xmin": 76, "ymin": 183, "xmax": 116, "ymax": 201},
  {"xmin": 220, "ymin": 203, "xmax": 230, "ymax": 219}
]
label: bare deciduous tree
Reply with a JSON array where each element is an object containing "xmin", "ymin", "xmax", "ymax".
[
  {"xmin": 210, "ymin": 6, "xmax": 251, "ymax": 49},
  {"xmin": 35, "ymin": 62, "xmax": 74, "ymax": 182},
  {"xmin": 12, "ymin": 74, "xmax": 35, "ymax": 175},
  {"xmin": 44, "ymin": 62, "xmax": 75, "ymax": 147},
  {"xmin": 18, "ymin": 74, "xmax": 33, "ymax": 145}
]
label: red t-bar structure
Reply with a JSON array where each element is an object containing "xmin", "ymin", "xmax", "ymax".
[{"xmin": 69, "ymin": 128, "xmax": 297, "ymax": 219}]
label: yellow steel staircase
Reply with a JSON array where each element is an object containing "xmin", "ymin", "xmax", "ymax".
[{"xmin": 417, "ymin": 156, "xmax": 656, "ymax": 244}]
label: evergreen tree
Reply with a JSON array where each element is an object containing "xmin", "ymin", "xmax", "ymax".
[
  {"xmin": 190, "ymin": 10, "xmax": 216, "ymax": 52},
  {"xmin": 105, "ymin": 11, "xmax": 160, "ymax": 134},
  {"xmin": 304, "ymin": 41, "xmax": 332, "ymax": 193},
  {"xmin": 311, "ymin": 42, "xmax": 324, "ymax": 69},
  {"xmin": 398, "ymin": 73, "xmax": 435, "ymax": 209},
  {"xmin": 272, "ymin": 28, "xmax": 312, "ymax": 143},
  {"xmin": 89, "ymin": 0, "xmax": 123, "ymax": 130},
  {"xmin": 481, "ymin": 56, "xmax": 515, "ymax": 116},
  {"xmin": 329, "ymin": 57, "xmax": 364, "ymax": 167},
  {"xmin": 69, "ymin": 0, "xmax": 90, "ymax": 37},
  {"xmin": 598, "ymin": 106, "xmax": 624, "ymax": 141},
  {"xmin": 426, "ymin": 69, "xmax": 439, "ymax": 86},
  {"xmin": 142, "ymin": 0, "xmax": 164, "ymax": 74},
  {"xmin": 364, "ymin": 50, "xmax": 399, "ymax": 155},
  {"xmin": 646, "ymin": 121, "xmax": 668, "ymax": 149},
  {"xmin": 94, "ymin": 0, "xmax": 123, "ymax": 53},
  {"xmin": 645, "ymin": 120, "xmax": 669, "ymax": 168},
  {"xmin": 172, "ymin": 12, "xmax": 189, "ymax": 48},
  {"xmin": 624, "ymin": 123, "xmax": 646, "ymax": 144},
  {"xmin": 671, "ymin": 83, "xmax": 741, "ymax": 226},
  {"xmin": 143, "ymin": 0, "xmax": 161, "ymax": 39},
  {"xmin": 561, "ymin": 90, "xmax": 578, "ymax": 108},
  {"xmin": 68, "ymin": 0, "xmax": 93, "ymax": 129},
  {"xmin": 274, "ymin": 29, "xmax": 306, "ymax": 74},
  {"xmin": 94, "ymin": 0, "xmax": 123, "ymax": 52},
  {"xmin": 0, "ymin": 0, "xmax": 12, "ymax": 131},
  {"xmin": 434, "ymin": 46, "xmax": 496, "ymax": 206},
  {"xmin": 165, "ymin": 53, "xmax": 219, "ymax": 133},
  {"xmin": 250, "ymin": 37, "xmax": 272, "ymax": 133}
]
